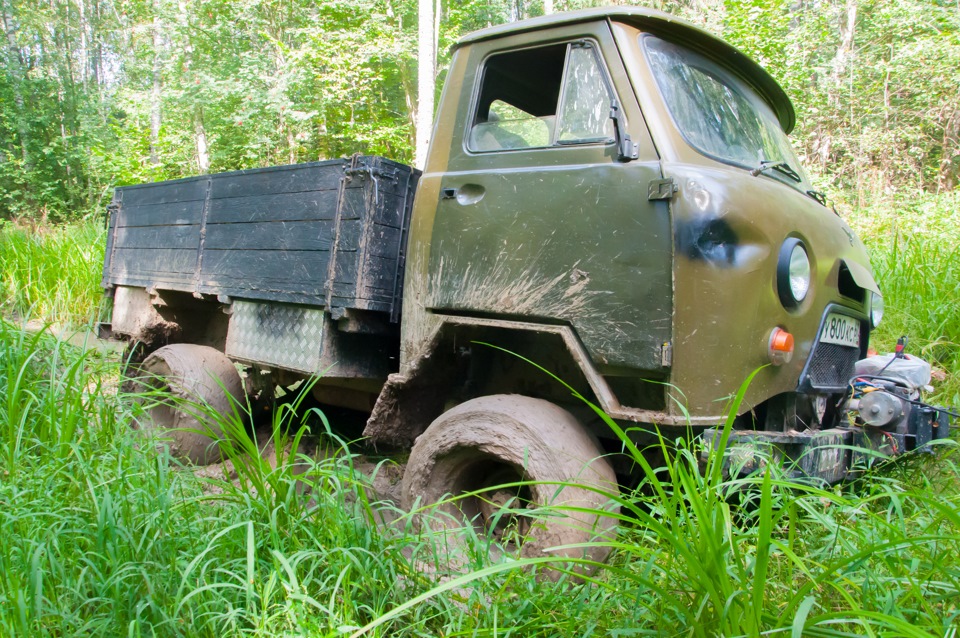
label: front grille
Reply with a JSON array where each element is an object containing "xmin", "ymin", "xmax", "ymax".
[{"xmin": 804, "ymin": 342, "xmax": 859, "ymax": 390}]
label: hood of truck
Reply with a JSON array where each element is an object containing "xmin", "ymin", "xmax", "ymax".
[
  {"xmin": 455, "ymin": 7, "xmax": 795, "ymax": 134},
  {"xmin": 664, "ymin": 160, "xmax": 876, "ymax": 416}
]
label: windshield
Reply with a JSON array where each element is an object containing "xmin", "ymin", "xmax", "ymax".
[{"xmin": 643, "ymin": 35, "xmax": 808, "ymax": 185}]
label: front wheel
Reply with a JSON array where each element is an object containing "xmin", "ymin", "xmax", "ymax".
[{"xmin": 401, "ymin": 394, "xmax": 619, "ymax": 567}]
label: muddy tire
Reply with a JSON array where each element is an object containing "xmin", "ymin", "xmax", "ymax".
[
  {"xmin": 138, "ymin": 344, "xmax": 244, "ymax": 465},
  {"xmin": 402, "ymin": 394, "xmax": 619, "ymax": 566}
]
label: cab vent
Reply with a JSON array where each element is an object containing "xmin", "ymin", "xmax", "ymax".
[{"xmin": 838, "ymin": 263, "xmax": 865, "ymax": 303}]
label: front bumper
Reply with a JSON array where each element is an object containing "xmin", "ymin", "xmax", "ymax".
[{"xmin": 702, "ymin": 406, "xmax": 952, "ymax": 484}]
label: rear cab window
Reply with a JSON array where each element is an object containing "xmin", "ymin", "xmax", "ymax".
[{"xmin": 468, "ymin": 40, "xmax": 617, "ymax": 153}]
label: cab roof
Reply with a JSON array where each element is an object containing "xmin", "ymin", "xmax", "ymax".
[{"xmin": 456, "ymin": 7, "xmax": 796, "ymax": 134}]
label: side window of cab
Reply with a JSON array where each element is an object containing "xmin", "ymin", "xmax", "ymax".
[{"xmin": 468, "ymin": 41, "xmax": 617, "ymax": 153}]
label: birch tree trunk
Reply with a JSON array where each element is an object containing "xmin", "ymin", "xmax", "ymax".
[
  {"xmin": 195, "ymin": 110, "xmax": 210, "ymax": 173},
  {"xmin": 414, "ymin": 0, "xmax": 434, "ymax": 170},
  {"xmin": 149, "ymin": 1, "xmax": 162, "ymax": 166},
  {"xmin": 1, "ymin": 0, "xmax": 30, "ymax": 170},
  {"xmin": 828, "ymin": 0, "xmax": 857, "ymax": 107}
]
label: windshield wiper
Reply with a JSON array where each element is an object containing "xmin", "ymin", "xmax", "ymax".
[
  {"xmin": 750, "ymin": 160, "xmax": 801, "ymax": 183},
  {"xmin": 806, "ymin": 189, "xmax": 828, "ymax": 206}
]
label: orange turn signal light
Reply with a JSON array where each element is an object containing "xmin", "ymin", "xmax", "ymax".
[{"xmin": 768, "ymin": 327, "xmax": 794, "ymax": 365}]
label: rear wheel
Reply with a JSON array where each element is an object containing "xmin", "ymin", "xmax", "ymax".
[
  {"xmin": 402, "ymin": 394, "xmax": 619, "ymax": 566},
  {"xmin": 137, "ymin": 344, "xmax": 244, "ymax": 465}
]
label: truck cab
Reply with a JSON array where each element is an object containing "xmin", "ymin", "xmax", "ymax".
[{"xmin": 367, "ymin": 8, "xmax": 881, "ymax": 478}]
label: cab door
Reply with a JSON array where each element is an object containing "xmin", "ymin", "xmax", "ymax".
[{"xmin": 427, "ymin": 23, "xmax": 671, "ymax": 372}]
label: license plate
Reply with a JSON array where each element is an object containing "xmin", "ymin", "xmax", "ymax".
[{"xmin": 820, "ymin": 312, "xmax": 861, "ymax": 347}]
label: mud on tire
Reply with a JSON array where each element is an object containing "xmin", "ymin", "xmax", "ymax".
[
  {"xmin": 402, "ymin": 394, "xmax": 619, "ymax": 566},
  {"xmin": 137, "ymin": 344, "xmax": 245, "ymax": 465}
]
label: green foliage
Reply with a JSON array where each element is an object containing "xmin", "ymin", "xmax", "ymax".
[
  {"xmin": 848, "ymin": 191, "xmax": 960, "ymax": 405},
  {"xmin": 0, "ymin": 320, "xmax": 413, "ymax": 636},
  {"xmin": 0, "ymin": 219, "xmax": 105, "ymax": 325},
  {"xmin": 2, "ymin": 0, "xmax": 957, "ymax": 220},
  {"xmin": 717, "ymin": 0, "xmax": 960, "ymax": 197}
]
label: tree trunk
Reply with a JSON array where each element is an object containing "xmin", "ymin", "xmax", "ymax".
[
  {"xmin": 78, "ymin": 0, "xmax": 89, "ymax": 86},
  {"xmin": 828, "ymin": 0, "xmax": 857, "ymax": 107},
  {"xmin": 149, "ymin": 0, "xmax": 162, "ymax": 166},
  {"xmin": 939, "ymin": 108, "xmax": 959, "ymax": 192},
  {"xmin": 1, "ymin": 0, "xmax": 30, "ymax": 171},
  {"xmin": 544, "ymin": 0, "xmax": 554, "ymax": 14},
  {"xmin": 414, "ymin": 0, "xmax": 435, "ymax": 170},
  {"xmin": 195, "ymin": 109, "xmax": 210, "ymax": 173}
]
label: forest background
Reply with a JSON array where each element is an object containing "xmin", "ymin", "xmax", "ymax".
[
  {"xmin": 1, "ymin": 1, "xmax": 960, "ymax": 634},
  {"xmin": 0, "ymin": 0, "xmax": 958, "ymax": 223}
]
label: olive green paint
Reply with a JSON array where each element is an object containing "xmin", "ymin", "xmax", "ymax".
[{"xmin": 399, "ymin": 9, "xmax": 875, "ymax": 421}]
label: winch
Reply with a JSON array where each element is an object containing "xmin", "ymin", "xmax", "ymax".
[{"xmin": 843, "ymin": 338, "xmax": 955, "ymax": 461}]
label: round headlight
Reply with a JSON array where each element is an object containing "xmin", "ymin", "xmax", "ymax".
[
  {"xmin": 870, "ymin": 291, "xmax": 884, "ymax": 328},
  {"xmin": 778, "ymin": 239, "xmax": 811, "ymax": 308}
]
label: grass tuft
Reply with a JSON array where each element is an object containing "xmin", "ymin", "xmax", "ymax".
[
  {"xmin": 0, "ymin": 220, "xmax": 106, "ymax": 326},
  {"xmin": 848, "ymin": 191, "xmax": 960, "ymax": 405}
]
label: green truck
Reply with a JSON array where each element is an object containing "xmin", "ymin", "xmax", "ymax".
[{"xmin": 100, "ymin": 8, "xmax": 950, "ymax": 560}]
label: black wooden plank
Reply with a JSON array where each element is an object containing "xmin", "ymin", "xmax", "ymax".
[
  {"xmin": 117, "ymin": 178, "xmax": 208, "ymax": 206},
  {"xmin": 343, "ymin": 156, "xmax": 418, "ymax": 198},
  {"xmin": 101, "ymin": 205, "xmax": 117, "ymax": 289},
  {"xmin": 113, "ymin": 224, "xmax": 200, "ymax": 250},
  {"xmin": 361, "ymin": 289, "xmax": 397, "ymax": 301},
  {"xmin": 109, "ymin": 247, "xmax": 198, "ymax": 278},
  {"xmin": 338, "ymin": 188, "xmax": 367, "ymax": 221},
  {"xmin": 198, "ymin": 286, "xmax": 326, "ymax": 306},
  {"xmin": 110, "ymin": 274, "xmax": 195, "ymax": 293},
  {"xmin": 363, "ymin": 223, "xmax": 401, "ymax": 258},
  {"xmin": 200, "ymin": 249, "xmax": 331, "ymax": 287},
  {"xmin": 329, "ymin": 295, "xmax": 390, "ymax": 313},
  {"xmin": 332, "ymin": 251, "xmax": 359, "ymax": 285},
  {"xmin": 336, "ymin": 219, "xmax": 363, "ymax": 253},
  {"xmin": 203, "ymin": 220, "xmax": 335, "ymax": 252},
  {"xmin": 359, "ymin": 257, "xmax": 400, "ymax": 295},
  {"xmin": 205, "ymin": 280, "xmax": 327, "ymax": 298},
  {"xmin": 205, "ymin": 190, "xmax": 338, "ymax": 224},
  {"xmin": 370, "ymin": 191, "xmax": 406, "ymax": 228},
  {"xmin": 210, "ymin": 162, "xmax": 344, "ymax": 199},
  {"xmin": 117, "ymin": 200, "xmax": 205, "ymax": 228}
]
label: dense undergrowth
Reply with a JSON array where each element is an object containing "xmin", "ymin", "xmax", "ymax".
[
  {"xmin": 0, "ymin": 221, "xmax": 105, "ymax": 325},
  {"xmin": 1, "ymin": 195, "xmax": 959, "ymax": 635},
  {"xmin": 0, "ymin": 317, "xmax": 958, "ymax": 635},
  {"xmin": 848, "ymin": 191, "xmax": 960, "ymax": 405}
]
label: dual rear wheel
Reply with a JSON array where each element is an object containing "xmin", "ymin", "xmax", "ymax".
[{"xmin": 136, "ymin": 343, "xmax": 244, "ymax": 465}]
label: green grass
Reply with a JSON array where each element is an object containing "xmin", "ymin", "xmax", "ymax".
[
  {"xmin": 1, "ymin": 318, "xmax": 958, "ymax": 636},
  {"xmin": 0, "ymin": 220, "xmax": 106, "ymax": 326},
  {"xmin": 848, "ymin": 191, "xmax": 960, "ymax": 405},
  {"xmin": 1, "ymin": 200, "xmax": 958, "ymax": 636}
]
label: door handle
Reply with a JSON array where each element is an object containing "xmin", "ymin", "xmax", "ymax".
[{"xmin": 440, "ymin": 184, "xmax": 485, "ymax": 205}]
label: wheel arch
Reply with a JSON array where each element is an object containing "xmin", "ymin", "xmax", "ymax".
[{"xmin": 363, "ymin": 314, "xmax": 705, "ymax": 450}]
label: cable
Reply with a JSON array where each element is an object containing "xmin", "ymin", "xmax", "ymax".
[
  {"xmin": 899, "ymin": 396, "xmax": 960, "ymax": 419},
  {"xmin": 875, "ymin": 336, "xmax": 908, "ymax": 377},
  {"xmin": 881, "ymin": 430, "xmax": 899, "ymax": 454}
]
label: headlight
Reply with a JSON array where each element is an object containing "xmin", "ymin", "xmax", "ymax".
[
  {"xmin": 777, "ymin": 238, "xmax": 811, "ymax": 308},
  {"xmin": 870, "ymin": 291, "xmax": 884, "ymax": 328}
]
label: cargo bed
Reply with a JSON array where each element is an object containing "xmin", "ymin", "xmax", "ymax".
[{"xmin": 102, "ymin": 155, "xmax": 419, "ymax": 322}]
